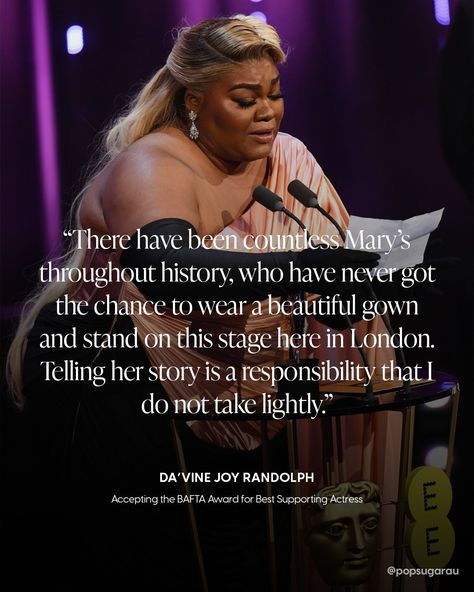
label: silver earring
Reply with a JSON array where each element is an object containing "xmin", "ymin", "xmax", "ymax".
[{"xmin": 188, "ymin": 110, "xmax": 199, "ymax": 140}]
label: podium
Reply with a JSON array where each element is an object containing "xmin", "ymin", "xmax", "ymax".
[
  {"xmin": 170, "ymin": 371, "xmax": 460, "ymax": 592},
  {"xmin": 317, "ymin": 371, "xmax": 459, "ymax": 592}
]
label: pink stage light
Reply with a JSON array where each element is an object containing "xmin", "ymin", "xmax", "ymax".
[
  {"xmin": 433, "ymin": 0, "xmax": 451, "ymax": 26},
  {"xmin": 250, "ymin": 11, "xmax": 267, "ymax": 23},
  {"xmin": 31, "ymin": 0, "xmax": 61, "ymax": 255}
]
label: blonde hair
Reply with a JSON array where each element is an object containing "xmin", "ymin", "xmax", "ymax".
[
  {"xmin": 105, "ymin": 15, "xmax": 286, "ymax": 155},
  {"xmin": 6, "ymin": 15, "xmax": 287, "ymax": 408}
]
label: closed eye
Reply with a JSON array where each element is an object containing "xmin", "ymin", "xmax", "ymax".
[
  {"xmin": 234, "ymin": 94, "xmax": 285, "ymax": 109},
  {"xmin": 234, "ymin": 99, "xmax": 257, "ymax": 108}
]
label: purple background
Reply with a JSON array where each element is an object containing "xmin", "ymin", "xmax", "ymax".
[{"xmin": 1, "ymin": 0, "xmax": 472, "ymax": 584}]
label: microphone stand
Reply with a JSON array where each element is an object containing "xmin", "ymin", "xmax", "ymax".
[
  {"xmin": 288, "ymin": 180, "xmax": 412, "ymax": 396},
  {"xmin": 253, "ymin": 185, "xmax": 377, "ymax": 402},
  {"xmin": 282, "ymin": 209, "xmax": 378, "ymax": 402}
]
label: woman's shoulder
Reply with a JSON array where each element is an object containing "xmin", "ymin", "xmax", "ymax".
[
  {"xmin": 109, "ymin": 129, "xmax": 198, "ymax": 178},
  {"xmin": 82, "ymin": 129, "xmax": 201, "ymax": 235},
  {"xmin": 273, "ymin": 132, "xmax": 312, "ymax": 155},
  {"xmin": 271, "ymin": 132, "xmax": 323, "ymax": 177},
  {"xmin": 96, "ymin": 130, "xmax": 199, "ymax": 202}
]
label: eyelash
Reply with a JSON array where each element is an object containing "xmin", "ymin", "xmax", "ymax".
[{"xmin": 234, "ymin": 94, "xmax": 285, "ymax": 109}]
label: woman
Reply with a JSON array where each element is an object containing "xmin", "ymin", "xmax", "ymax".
[{"xmin": 7, "ymin": 15, "xmax": 385, "ymax": 592}]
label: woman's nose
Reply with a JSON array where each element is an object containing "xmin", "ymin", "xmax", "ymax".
[{"xmin": 255, "ymin": 99, "xmax": 275, "ymax": 121}]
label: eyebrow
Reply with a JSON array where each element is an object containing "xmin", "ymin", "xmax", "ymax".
[
  {"xmin": 315, "ymin": 513, "xmax": 380, "ymax": 528},
  {"xmin": 228, "ymin": 75, "xmax": 280, "ymax": 92}
]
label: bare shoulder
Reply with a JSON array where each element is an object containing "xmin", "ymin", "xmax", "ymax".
[{"xmin": 98, "ymin": 132, "xmax": 200, "ymax": 236}]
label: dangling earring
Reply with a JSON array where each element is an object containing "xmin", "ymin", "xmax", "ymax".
[{"xmin": 188, "ymin": 110, "xmax": 199, "ymax": 140}]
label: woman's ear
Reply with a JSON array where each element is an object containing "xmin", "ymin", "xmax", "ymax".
[{"xmin": 184, "ymin": 89, "xmax": 203, "ymax": 113}]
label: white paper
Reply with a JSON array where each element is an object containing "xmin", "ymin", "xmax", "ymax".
[{"xmin": 345, "ymin": 209, "xmax": 444, "ymax": 274}]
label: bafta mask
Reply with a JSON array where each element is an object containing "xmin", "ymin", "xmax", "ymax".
[{"xmin": 305, "ymin": 481, "xmax": 381, "ymax": 586}]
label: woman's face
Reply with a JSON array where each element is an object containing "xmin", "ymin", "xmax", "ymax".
[{"xmin": 186, "ymin": 58, "xmax": 284, "ymax": 170}]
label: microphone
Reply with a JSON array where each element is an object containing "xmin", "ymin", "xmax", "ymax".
[
  {"xmin": 253, "ymin": 185, "xmax": 375, "ymax": 402},
  {"xmin": 253, "ymin": 185, "xmax": 307, "ymax": 365},
  {"xmin": 253, "ymin": 186, "xmax": 308, "ymax": 235},
  {"xmin": 288, "ymin": 180, "xmax": 346, "ymax": 241},
  {"xmin": 287, "ymin": 180, "xmax": 318, "ymax": 208},
  {"xmin": 253, "ymin": 185, "xmax": 284, "ymax": 212},
  {"xmin": 288, "ymin": 179, "xmax": 411, "ymax": 396}
]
